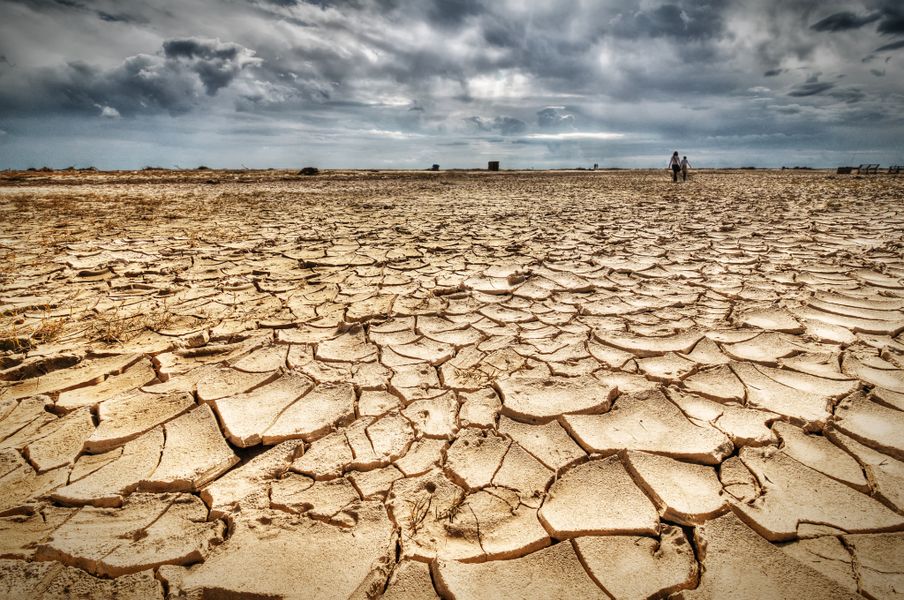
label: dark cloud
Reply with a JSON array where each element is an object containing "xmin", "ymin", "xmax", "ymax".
[
  {"xmin": 875, "ymin": 1, "xmax": 904, "ymax": 34},
  {"xmin": 162, "ymin": 38, "xmax": 260, "ymax": 94},
  {"xmin": 426, "ymin": 0, "xmax": 482, "ymax": 27},
  {"xmin": 830, "ymin": 87, "xmax": 866, "ymax": 103},
  {"xmin": 763, "ymin": 68, "xmax": 785, "ymax": 77},
  {"xmin": 0, "ymin": 37, "xmax": 260, "ymax": 116},
  {"xmin": 467, "ymin": 116, "xmax": 527, "ymax": 136},
  {"xmin": 609, "ymin": 2, "xmax": 725, "ymax": 40},
  {"xmin": 788, "ymin": 81, "xmax": 836, "ymax": 97},
  {"xmin": 97, "ymin": 10, "xmax": 142, "ymax": 23},
  {"xmin": 537, "ymin": 107, "xmax": 575, "ymax": 130},
  {"xmin": 810, "ymin": 11, "xmax": 880, "ymax": 32},
  {"xmin": 875, "ymin": 39, "xmax": 904, "ymax": 52},
  {"xmin": 7, "ymin": 0, "xmax": 145, "ymax": 25}
]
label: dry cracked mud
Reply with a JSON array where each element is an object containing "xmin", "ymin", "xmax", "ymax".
[{"xmin": 1, "ymin": 168, "xmax": 904, "ymax": 599}]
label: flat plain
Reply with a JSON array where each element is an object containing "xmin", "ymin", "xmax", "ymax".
[{"xmin": 1, "ymin": 168, "xmax": 903, "ymax": 599}]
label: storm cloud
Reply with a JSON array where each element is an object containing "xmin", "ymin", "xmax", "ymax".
[
  {"xmin": 0, "ymin": 0, "xmax": 902, "ymax": 168},
  {"xmin": 811, "ymin": 11, "xmax": 880, "ymax": 32},
  {"xmin": 0, "ymin": 35, "xmax": 260, "ymax": 117}
]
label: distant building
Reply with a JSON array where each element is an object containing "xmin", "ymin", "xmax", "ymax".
[
  {"xmin": 431, "ymin": 164, "xmax": 440, "ymax": 171},
  {"xmin": 488, "ymin": 161, "xmax": 500, "ymax": 171}
]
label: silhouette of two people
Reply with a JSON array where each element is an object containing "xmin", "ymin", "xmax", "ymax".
[{"xmin": 668, "ymin": 151, "xmax": 691, "ymax": 182}]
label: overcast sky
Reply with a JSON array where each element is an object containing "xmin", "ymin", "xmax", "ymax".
[{"xmin": 1, "ymin": 0, "xmax": 903, "ymax": 169}]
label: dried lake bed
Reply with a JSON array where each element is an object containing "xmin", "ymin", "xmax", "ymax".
[{"xmin": 1, "ymin": 168, "xmax": 903, "ymax": 599}]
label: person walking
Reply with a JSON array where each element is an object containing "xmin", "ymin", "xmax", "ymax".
[
  {"xmin": 680, "ymin": 155, "xmax": 691, "ymax": 181},
  {"xmin": 668, "ymin": 151, "xmax": 681, "ymax": 182}
]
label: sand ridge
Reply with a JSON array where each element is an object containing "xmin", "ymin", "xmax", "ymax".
[{"xmin": 1, "ymin": 168, "xmax": 904, "ymax": 598}]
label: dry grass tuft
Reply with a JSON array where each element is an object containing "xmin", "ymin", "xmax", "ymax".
[{"xmin": 86, "ymin": 308, "xmax": 174, "ymax": 343}]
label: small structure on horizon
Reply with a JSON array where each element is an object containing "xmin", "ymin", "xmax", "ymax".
[
  {"xmin": 431, "ymin": 164, "xmax": 440, "ymax": 171},
  {"xmin": 593, "ymin": 163, "xmax": 599, "ymax": 170},
  {"xmin": 488, "ymin": 161, "xmax": 500, "ymax": 171},
  {"xmin": 836, "ymin": 166, "xmax": 853, "ymax": 174}
]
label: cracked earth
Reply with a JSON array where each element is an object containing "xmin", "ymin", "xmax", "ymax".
[{"xmin": 1, "ymin": 168, "xmax": 903, "ymax": 599}]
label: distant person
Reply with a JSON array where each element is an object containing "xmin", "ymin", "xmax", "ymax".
[
  {"xmin": 681, "ymin": 156, "xmax": 691, "ymax": 181},
  {"xmin": 668, "ymin": 151, "xmax": 681, "ymax": 182}
]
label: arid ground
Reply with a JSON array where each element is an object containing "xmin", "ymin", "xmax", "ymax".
[{"xmin": 1, "ymin": 169, "xmax": 903, "ymax": 599}]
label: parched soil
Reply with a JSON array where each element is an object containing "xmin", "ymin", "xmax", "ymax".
[{"xmin": 1, "ymin": 169, "xmax": 903, "ymax": 599}]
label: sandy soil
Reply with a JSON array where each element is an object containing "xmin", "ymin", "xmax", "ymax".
[{"xmin": 1, "ymin": 168, "xmax": 903, "ymax": 599}]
